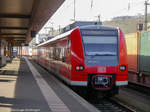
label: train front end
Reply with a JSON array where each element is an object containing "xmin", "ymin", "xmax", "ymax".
[{"xmin": 71, "ymin": 25, "xmax": 128, "ymax": 95}]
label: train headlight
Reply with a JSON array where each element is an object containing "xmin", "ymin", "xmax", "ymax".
[
  {"xmin": 75, "ymin": 65, "xmax": 84, "ymax": 71},
  {"xmin": 120, "ymin": 65, "xmax": 126, "ymax": 71}
]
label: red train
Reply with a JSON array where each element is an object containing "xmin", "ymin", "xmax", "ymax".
[{"xmin": 32, "ymin": 23, "xmax": 128, "ymax": 96}]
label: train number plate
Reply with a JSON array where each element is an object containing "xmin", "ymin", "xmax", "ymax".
[
  {"xmin": 94, "ymin": 76, "xmax": 110, "ymax": 86},
  {"xmin": 94, "ymin": 76, "xmax": 103, "ymax": 85}
]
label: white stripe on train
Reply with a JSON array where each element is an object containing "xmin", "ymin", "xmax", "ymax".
[
  {"xmin": 116, "ymin": 81, "xmax": 128, "ymax": 86},
  {"xmin": 38, "ymin": 61, "xmax": 128, "ymax": 87}
]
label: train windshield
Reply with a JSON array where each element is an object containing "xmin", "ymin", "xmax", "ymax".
[
  {"xmin": 81, "ymin": 30, "xmax": 118, "ymax": 66},
  {"xmin": 83, "ymin": 36, "xmax": 117, "ymax": 56}
]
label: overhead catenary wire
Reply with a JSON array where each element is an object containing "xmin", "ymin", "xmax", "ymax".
[{"xmin": 110, "ymin": 0, "xmax": 145, "ymax": 18}]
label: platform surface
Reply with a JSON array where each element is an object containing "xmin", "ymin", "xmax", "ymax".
[{"xmin": 0, "ymin": 57, "xmax": 99, "ymax": 112}]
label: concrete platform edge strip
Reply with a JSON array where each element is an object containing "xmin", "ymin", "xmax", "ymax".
[
  {"xmin": 25, "ymin": 57, "xmax": 71, "ymax": 112},
  {"xmin": 50, "ymin": 71, "xmax": 100, "ymax": 112},
  {"xmin": 35, "ymin": 59, "xmax": 100, "ymax": 112}
]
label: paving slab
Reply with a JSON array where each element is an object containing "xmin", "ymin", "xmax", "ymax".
[{"xmin": 0, "ymin": 58, "xmax": 51, "ymax": 112}]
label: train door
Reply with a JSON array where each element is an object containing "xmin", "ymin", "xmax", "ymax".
[
  {"xmin": 56, "ymin": 47, "xmax": 61, "ymax": 74},
  {"xmin": 66, "ymin": 39, "xmax": 71, "ymax": 79}
]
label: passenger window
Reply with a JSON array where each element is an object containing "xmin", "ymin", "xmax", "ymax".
[{"xmin": 67, "ymin": 39, "xmax": 71, "ymax": 48}]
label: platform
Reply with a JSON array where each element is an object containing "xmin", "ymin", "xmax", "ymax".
[{"xmin": 0, "ymin": 57, "xmax": 99, "ymax": 112}]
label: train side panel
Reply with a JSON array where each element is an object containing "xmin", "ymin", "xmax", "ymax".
[
  {"xmin": 116, "ymin": 29, "xmax": 128, "ymax": 86},
  {"xmin": 38, "ymin": 36, "xmax": 72, "ymax": 82},
  {"xmin": 58, "ymin": 38, "xmax": 72, "ymax": 80},
  {"xmin": 70, "ymin": 28, "xmax": 87, "ymax": 85}
]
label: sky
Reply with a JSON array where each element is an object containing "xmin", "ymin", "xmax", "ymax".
[{"xmin": 38, "ymin": 0, "xmax": 147, "ymax": 34}]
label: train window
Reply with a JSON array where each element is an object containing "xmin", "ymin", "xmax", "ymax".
[
  {"xmin": 53, "ymin": 47, "xmax": 56, "ymax": 60},
  {"xmin": 83, "ymin": 36, "xmax": 118, "ymax": 56},
  {"xmin": 67, "ymin": 39, "xmax": 71, "ymax": 48},
  {"xmin": 81, "ymin": 30, "xmax": 118, "ymax": 66},
  {"xmin": 56, "ymin": 48, "xmax": 61, "ymax": 61},
  {"xmin": 62, "ymin": 48, "xmax": 66, "ymax": 62},
  {"xmin": 56, "ymin": 48, "xmax": 58, "ymax": 60},
  {"xmin": 83, "ymin": 36, "xmax": 117, "ymax": 44},
  {"xmin": 46, "ymin": 48, "xmax": 48, "ymax": 59},
  {"xmin": 59, "ymin": 47, "xmax": 64, "ymax": 61},
  {"xmin": 49, "ymin": 47, "xmax": 53, "ymax": 59},
  {"xmin": 51, "ymin": 47, "xmax": 54, "ymax": 59},
  {"xmin": 48, "ymin": 47, "xmax": 51, "ymax": 59},
  {"xmin": 43, "ymin": 47, "xmax": 46, "ymax": 58},
  {"xmin": 67, "ymin": 39, "xmax": 71, "ymax": 56},
  {"xmin": 52, "ymin": 47, "xmax": 61, "ymax": 61}
]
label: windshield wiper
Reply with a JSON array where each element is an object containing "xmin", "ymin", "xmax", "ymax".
[
  {"xmin": 87, "ymin": 52, "xmax": 116, "ymax": 56},
  {"xmin": 95, "ymin": 54, "xmax": 116, "ymax": 56}
]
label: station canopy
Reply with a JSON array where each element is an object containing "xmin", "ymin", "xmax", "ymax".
[{"xmin": 0, "ymin": 0, "xmax": 64, "ymax": 46}]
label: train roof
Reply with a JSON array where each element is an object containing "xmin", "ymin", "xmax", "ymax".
[
  {"xmin": 61, "ymin": 21, "xmax": 102, "ymax": 33},
  {"xmin": 36, "ymin": 25, "xmax": 119, "ymax": 47},
  {"xmin": 79, "ymin": 25, "xmax": 118, "ymax": 31},
  {"xmin": 37, "ymin": 29, "xmax": 74, "ymax": 47}
]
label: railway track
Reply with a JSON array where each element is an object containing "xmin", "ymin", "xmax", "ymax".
[
  {"xmin": 128, "ymin": 82, "xmax": 150, "ymax": 95},
  {"xmin": 73, "ymin": 89, "xmax": 137, "ymax": 112},
  {"xmin": 73, "ymin": 88, "xmax": 137, "ymax": 112},
  {"xmin": 90, "ymin": 98, "xmax": 136, "ymax": 112}
]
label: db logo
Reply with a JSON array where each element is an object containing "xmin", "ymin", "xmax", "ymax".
[{"xmin": 98, "ymin": 67, "xmax": 106, "ymax": 73}]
